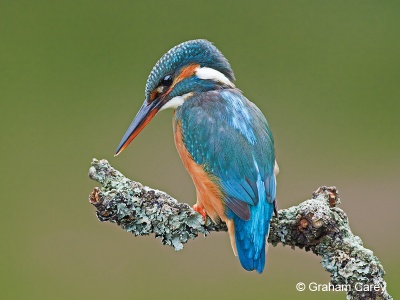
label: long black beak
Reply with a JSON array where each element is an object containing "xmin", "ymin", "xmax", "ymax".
[{"xmin": 114, "ymin": 99, "xmax": 163, "ymax": 156}]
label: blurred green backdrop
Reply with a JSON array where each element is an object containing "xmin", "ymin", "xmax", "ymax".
[{"xmin": 1, "ymin": 1, "xmax": 399, "ymax": 299}]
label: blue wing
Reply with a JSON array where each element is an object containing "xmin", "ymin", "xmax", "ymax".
[
  {"xmin": 176, "ymin": 88, "xmax": 276, "ymax": 220},
  {"xmin": 176, "ymin": 88, "xmax": 276, "ymax": 273}
]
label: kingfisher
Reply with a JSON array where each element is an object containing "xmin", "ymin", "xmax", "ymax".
[{"xmin": 115, "ymin": 39, "xmax": 278, "ymax": 273}]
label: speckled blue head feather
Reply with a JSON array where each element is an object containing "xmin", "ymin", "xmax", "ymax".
[{"xmin": 145, "ymin": 39, "xmax": 235, "ymax": 100}]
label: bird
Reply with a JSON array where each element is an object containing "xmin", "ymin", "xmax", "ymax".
[{"xmin": 115, "ymin": 39, "xmax": 278, "ymax": 273}]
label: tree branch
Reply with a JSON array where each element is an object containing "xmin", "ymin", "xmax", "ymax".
[{"xmin": 87, "ymin": 158, "xmax": 391, "ymax": 300}]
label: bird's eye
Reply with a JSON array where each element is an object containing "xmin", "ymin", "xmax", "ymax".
[{"xmin": 160, "ymin": 75, "xmax": 173, "ymax": 87}]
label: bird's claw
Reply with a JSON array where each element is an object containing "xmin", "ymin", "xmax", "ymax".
[{"xmin": 192, "ymin": 204, "xmax": 207, "ymax": 221}]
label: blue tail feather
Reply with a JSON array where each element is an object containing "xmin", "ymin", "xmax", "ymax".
[{"xmin": 233, "ymin": 198, "xmax": 274, "ymax": 273}]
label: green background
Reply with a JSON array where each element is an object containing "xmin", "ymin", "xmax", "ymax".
[{"xmin": 1, "ymin": 1, "xmax": 399, "ymax": 299}]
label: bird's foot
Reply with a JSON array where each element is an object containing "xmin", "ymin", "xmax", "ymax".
[{"xmin": 192, "ymin": 204, "xmax": 207, "ymax": 221}]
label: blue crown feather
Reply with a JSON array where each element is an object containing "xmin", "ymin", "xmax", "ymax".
[{"xmin": 145, "ymin": 39, "xmax": 235, "ymax": 100}]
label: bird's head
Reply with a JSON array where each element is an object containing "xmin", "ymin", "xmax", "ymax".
[{"xmin": 115, "ymin": 39, "xmax": 235, "ymax": 156}]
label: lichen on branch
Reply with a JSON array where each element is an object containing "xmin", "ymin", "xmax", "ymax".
[{"xmin": 88, "ymin": 158, "xmax": 392, "ymax": 300}]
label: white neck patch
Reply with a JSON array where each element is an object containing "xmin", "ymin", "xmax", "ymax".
[
  {"xmin": 195, "ymin": 67, "xmax": 235, "ymax": 87},
  {"xmin": 160, "ymin": 92, "xmax": 193, "ymax": 111}
]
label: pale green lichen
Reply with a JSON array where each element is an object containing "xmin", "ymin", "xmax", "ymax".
[{"xmin": 88, "ymin": 158, "xmax": 392, "ymax": 300}]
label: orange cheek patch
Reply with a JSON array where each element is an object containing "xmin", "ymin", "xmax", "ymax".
[
  {"xmin": 176, "ymin": 64, "xmax": 199, "ymax": 82},
  {"xmin": 165, "ymin": 64, "xmax": 200, "ymax": 96}
]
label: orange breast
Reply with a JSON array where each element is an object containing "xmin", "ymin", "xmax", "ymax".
[{"xmin": 173, "ymin": 121, "xmax": 226, "ymax": 223}]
